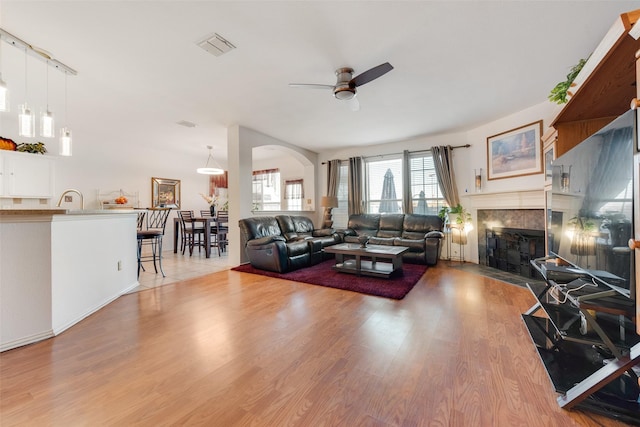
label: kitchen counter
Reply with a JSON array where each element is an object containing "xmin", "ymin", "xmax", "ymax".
[
  {"xmin": 0, "ymin": 208, "xmax": 136, "ymax": 216},
  {"xmin": 0, "ymin": 210, "xmax": 138, "ymax": 351}
]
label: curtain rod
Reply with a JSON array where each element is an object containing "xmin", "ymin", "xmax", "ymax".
[{"xmin": 321, "ymin": 144, "xmax": 470, "ymax": 165}]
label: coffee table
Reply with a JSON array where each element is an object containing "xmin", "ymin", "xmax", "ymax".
[{"xmin": 324, "ymin": 243, "xmax": 409, "ymax": 279}]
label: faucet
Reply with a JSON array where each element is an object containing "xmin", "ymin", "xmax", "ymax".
[{"xmin": 57, "ymin": 189, "xmax": 84, "ymax": 210}]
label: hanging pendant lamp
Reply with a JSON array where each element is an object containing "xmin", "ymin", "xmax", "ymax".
[
  {"xmin": 59, "ymin": 70, "xmax": 72, "ymax": 156},
  {"xmin": 40, "ymin": 61, "xmax": 55, "ymax": 137},
  {"xmin": 18, "ymin": 47, "xmax": 34, "ymax": 137},
  {"xmin": 197, "ymin": 145, "xmax": 224, "ymax": 175},
  {"xmin": 0, "ymin": 38, "xmax": 8, "ymax": 112}
]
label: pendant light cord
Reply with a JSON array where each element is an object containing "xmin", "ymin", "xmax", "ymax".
[{"xmin": 24, "ymin": 46, "xmax": 28, "ymax": 101}]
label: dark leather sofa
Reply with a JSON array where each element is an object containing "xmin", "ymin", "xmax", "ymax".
[
  {"xmin": 341, "ymin": 213, "xmax": 444, "ymax": 265},
  {"xmin": 238, "ymin": 215, "xmax": 340, "ymax": 273}
]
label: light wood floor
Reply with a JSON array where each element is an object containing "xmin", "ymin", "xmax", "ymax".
[{"xmin": 0, "ymin": 257, "xmax": 632, "ymax": 426}]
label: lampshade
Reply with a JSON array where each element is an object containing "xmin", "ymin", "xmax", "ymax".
[
  {"xmin": 41, "ymin": 109, "xmax": 55, "ymax": 138},
  {"xmin": 18, "ymin": 103, "xmax": 34, "ymax": 137},
  {"xmin": 40, "ymin": 63, "xmax": 55, "ymax": 138},
  {"xmin": 59, "ymin": 127, "xmax": 72, "ymax": 156},
  {"xmin": 321, "ymin": 196, "xmax": 338, "ymax": 208},
  {"xmin": 197, "ymin": 145, "xmax": 224, "ymax": 175},
  {"xmin": 0, "ymin": 76, "xmax": 8, "ymax": 112}
]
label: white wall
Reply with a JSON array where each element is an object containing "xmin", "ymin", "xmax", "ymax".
[{"xmin": 318, "ymin": 99, "xmax": 561, "ymax": 263}]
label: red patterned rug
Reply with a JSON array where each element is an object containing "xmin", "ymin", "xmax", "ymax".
[{"xmin": 231, "ymin": 259, "xmax": 427, "ymax": 299}]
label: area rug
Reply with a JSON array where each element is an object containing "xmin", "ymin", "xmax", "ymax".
[{"xmin": 231, "ymin": 259, "xmax": 427, "ymax": 299}]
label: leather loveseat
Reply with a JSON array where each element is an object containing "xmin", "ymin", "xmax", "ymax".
[
  {"xmin": 341, "ymin": 213, "xmax": 444, "ymax": 265},
  {"xmin": 238, "ymin": 215, "xmax": 340, "ymax": 273}
]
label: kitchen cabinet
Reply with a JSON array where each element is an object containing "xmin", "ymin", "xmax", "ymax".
[{"xmin": 0, "ymin": 150, "xmax": 55, "ymax": 198}]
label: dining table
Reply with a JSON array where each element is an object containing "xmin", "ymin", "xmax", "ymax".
[{"xmin": 173, "ymin": 216, "xmax": 216, "ymax": 258}]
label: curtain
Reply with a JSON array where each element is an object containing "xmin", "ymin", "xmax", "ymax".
[
  {"xmin": 348, "ymin": 156, "xmax": 363, "ymax": 215},
  {"xmin": 402, "ymin": 150, "xmax": 413, "ymax": 214},
  {"xmin": 432, "ymin": 145, "xmax": 459, "ymax": 208},
  {"xmin": 326, "ymin": 159, "xmax": 340, "ymax": 198}
]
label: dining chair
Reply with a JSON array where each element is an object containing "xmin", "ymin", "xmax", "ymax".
[
  {"xmin": 177, "ymin": 210, "xmax": 206, "ymax": 256},
  {"xmin": 137, "ymin": 207, "xmax": 172, "ymax": 277},
  {"xmin": 215, "ymin": 211, "xmax": 229, "ymax": 255}
]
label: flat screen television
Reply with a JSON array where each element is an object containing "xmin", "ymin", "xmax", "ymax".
[{"xmin": 548, "ymin": 109, "xmax": 635, "ymax": 298}]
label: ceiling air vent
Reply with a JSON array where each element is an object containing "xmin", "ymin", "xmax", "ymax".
[
  {"xmin": 196, "ymin": 33, "xmax": 236, "ymax": 57},
  {"xmin": 176, "ymin": 120, "xmax": 196, "ymax": 128}
]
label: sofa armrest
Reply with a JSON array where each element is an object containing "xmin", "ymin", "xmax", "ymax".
[
  {"xmin": 425, "ymin": 231, "xmax": 444, "ymax": 239},
  {"xmin": 312, "ymin": 228, "xmax": 335, "ymax": 237},
  {"xmin": 247, "ymin": 235, "xmax": 286, "ymax": 247}
]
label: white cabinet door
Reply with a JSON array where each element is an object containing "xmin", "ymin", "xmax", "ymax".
[{"xmin": 1, "ymin": 151, "xmax": 55, "ymax": 198}]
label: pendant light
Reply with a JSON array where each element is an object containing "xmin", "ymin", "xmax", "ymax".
[
  {"xmin": 59, "ymin": 70, "xmax": 72, "ymax": 156},
  {"xmin": 197, "ymin": 145, "xmax": 224, "ymax": 175},
  {"xmin": 18, "ymin": 47, "xmax": 34, "ymax": 137},
  {"xmin": 40, "ymin": 61, "xmax": 54, "ymax": 137},
  {"xmin": 0, "ymin": 37, "xmax": 8, "ymax": 112}
]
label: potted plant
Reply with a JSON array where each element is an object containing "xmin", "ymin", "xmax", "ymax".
[{"xmin": 441, "ymin": 204, "xmax": 471, "ymax": 228}]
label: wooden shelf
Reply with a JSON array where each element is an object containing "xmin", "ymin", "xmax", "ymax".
[{"xmin": 550, "ymin": 9, "xmax": 640, "ymax": 157}]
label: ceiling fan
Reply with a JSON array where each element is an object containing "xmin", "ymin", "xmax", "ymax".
[{"xmin": 289, "ymin": 62, "xmax": 394, "ymax": 111}]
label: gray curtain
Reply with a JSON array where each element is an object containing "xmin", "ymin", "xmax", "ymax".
[
  {"xmin": 432, "ymin": 145, "xmax": 460, "ymax": 207},
  {"xmin": 402, "ymin": 150, "xmax": 413, "ymax": 214},
  {"xmin": 348, "ymin": 156, "xmax": 363, "ymax": 215},
  {"xmin": 326, "ymin": 159, "xmax": 340, "ymax": 198}
]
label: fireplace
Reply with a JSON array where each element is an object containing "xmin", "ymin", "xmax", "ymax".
[
  {"xmin": 477, "ymin": 209, "xmax": 545, "ymax": 279},
  {"xmin": 486, "ymin": 227, "xmax": 545, "ymax": 278}
]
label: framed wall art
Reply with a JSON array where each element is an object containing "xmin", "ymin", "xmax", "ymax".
[
  {"xmin": 151, "ymin": 177, "xmax": 181, "ymax": 208},
  {"xmin": 486, "ymin": 120, "xmax": 543, "ymax": 180}
]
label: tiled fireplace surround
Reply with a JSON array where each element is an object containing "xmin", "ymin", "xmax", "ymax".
[
  {"xmin": 476, "ymin": 208, "xmax": 545, "ymax": 267},
  {"xmin": 468, "ymin": 189, "xmax": 545, "ymax": 272}
]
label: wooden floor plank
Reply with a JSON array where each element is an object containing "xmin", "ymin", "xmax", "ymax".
[{"xmin": 0, "ymin": 262, "xmax": 632, "ymax": 426}]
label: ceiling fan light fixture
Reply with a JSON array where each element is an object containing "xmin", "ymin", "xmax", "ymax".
[
  {"xmin": 334, "ymin": 87, "xmax": 355, "ymax": 100},
  {"xmin": 197, "ymin": 145, "xmax": 224, "ymax": 175}
]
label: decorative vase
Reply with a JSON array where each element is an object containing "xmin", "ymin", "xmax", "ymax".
[
  {"xmin": 358, "ymin": 235, "xmax": 370, "ymax": 248},
  {"xmin": 210, "ymin": 205, "xmax": 215, "ymax": 216}
]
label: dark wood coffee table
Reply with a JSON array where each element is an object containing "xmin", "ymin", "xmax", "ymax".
[{"xmin": 324, "ymin": 243, "xmax": 409, "ymax": 279}]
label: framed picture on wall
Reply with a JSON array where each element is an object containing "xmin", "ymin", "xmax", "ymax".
[
  {"xmin": 152, "ymin": 177, "xmax": 181, "ymax": 208},
  {"xmin": 487, "ymin": 120, "xmax": 543, "ymax": 180},
  {"xmin": 543, "ymin": 140, "xmax": 556, "ymax": 185}
]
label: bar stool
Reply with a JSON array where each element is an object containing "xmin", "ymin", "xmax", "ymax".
[{"xmin": 137, "ymin": 208, "xmax": 172, "ymax": 277}]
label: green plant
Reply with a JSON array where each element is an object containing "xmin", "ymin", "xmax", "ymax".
[
  {"xmin": 16, "ymin": 142, "xmax": 47, "ymax": 154},
  {"xmin": 548, "ymin": 58, "xmax": 588, "ymax": 105},
  {"xmin": 439, "ymin": 204, "xmax": 471, "ymax": 225}
]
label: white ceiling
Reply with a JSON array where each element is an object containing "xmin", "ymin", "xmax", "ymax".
[{"xmin": 2, "ymin": 1, "xmax": 639, "ymax": 163}]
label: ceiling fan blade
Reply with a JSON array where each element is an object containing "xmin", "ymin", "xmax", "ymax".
[
  {"xmin": 349, "ymin": 62, "xmax": 393, "ymax": 88},
  {"xmin": 347, "ymin": 96, "xmax": 360, "ymax": 112},
  {"xmin": 289, "ymin": 83, "xmax": 335, "ymax": 90}
]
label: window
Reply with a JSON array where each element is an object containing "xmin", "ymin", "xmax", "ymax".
[
  {"xmin": 284, "ymin": 179, "xmax": 304, "ymax": 211},
  {"xmin": 252, "ymin": 169, "xmax": 281, "ymax": 211},
  {"xmin": 365, "ymin": 157, "xmax": 402, "ymax": 213},
  {"xmin": 409, "ymin": 153, "xmax": 446, "ymax": 215},
  {"xmin": 331, "ymin": 150, "xmax": 446, "ymax": 222}
]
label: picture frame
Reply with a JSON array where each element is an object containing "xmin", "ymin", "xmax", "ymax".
[
  {"xmin": 543, "ymin": 139, "xmax": 556, "ymax": 185},
  {"xmin": 151, "ymin": 177, "xmax": 181, "ymax": 209},
  {"xmin": 486, "ymin": 120, "xmax": 543, "ymax": 180}
]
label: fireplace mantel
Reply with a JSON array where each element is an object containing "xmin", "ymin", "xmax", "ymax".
[{"xmin": 466, "ymin": 188, "xmax": 544, "ymax": 210}]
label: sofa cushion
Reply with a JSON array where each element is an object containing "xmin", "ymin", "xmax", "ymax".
[
  {"xmin": 377, "ymin": 214, "xmax": 404, "ymax": 238},
  {"xmin": 287, "ymin": 240, "xmax": 309, "ymax": 257},
  {"xmin": 239, "ymin": 216, "xmax": 283, "ymax": 240},
  {"xmin": 395, "ymin": 238, "xmax": 426, "ymax": 252},
  {"xmin": 276, "ymin": 215, "xmax": 317, "ymax": 241},
  {"xmin": 347, "ymin": 214, "xmax": 380, "ymax": 235},
  {"xmin": 369, "ymin": 236, "xmax": 395, "ymax": 246},
  {"xmin": 402, "ymin": 214, "xmax": 443, "ymax": 240}
]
